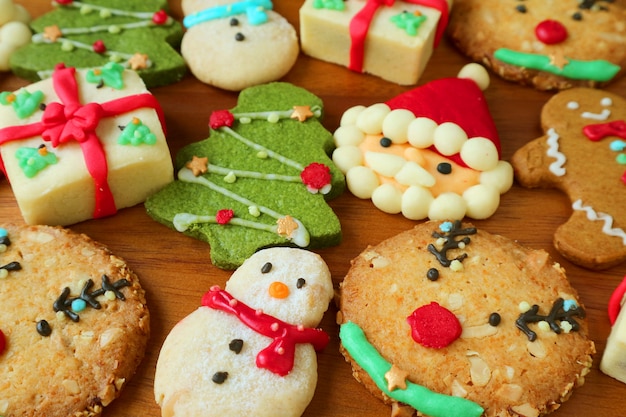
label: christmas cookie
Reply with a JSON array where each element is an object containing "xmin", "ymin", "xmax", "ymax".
[
  {"xmin": 511, "ymin": 87, "xmax": 626, "ymax": 270},
  {"xmin": 154, "ymin": 247, "xmax": 333, "ymax": 417},
  {"xmin": 0, "ymin": 64, "xmax": 173, "ymax": 226},
  {"xmin": 0, "ymin": 0, "xmax": 31, "ymax": 71},
  {"xmin": 448, "ymin": 0, "xmax": 626, "ymax": 90},
  {"xmin": 145, "ymin": 82, "xmax": 345, "ymax": 270},
  {"xmin": 338, "ymin": 220, "xmax": 595, "ymax": 417},
  {"xmin": 299, "ymin": 0, "xmax": 451, "ymax": 85},
  {"xmin": 601, "ymin": 275, "xmax": 626, "ymax": 384},
  {"xmin": 0, "ymin": 224, "xmax": 150, "ymax": 417},
  {"xmin": 332, "ymin": 64, "xmax": 513, "ymax": 220},
  {"xmin": 10, "ymin": 0, "xmax": 186, "ymax": 88},
  {"xmin": 181, "ymin": 0, "xmax": 298, "ymax": 91}
]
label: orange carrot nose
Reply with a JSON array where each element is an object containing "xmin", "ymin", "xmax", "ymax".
[{"xmin": 269, "ymin": 281, "xmax": 290, "ymax": 299}]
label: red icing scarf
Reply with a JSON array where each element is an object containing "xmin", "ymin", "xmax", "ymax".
[
  {"xmin": 0, "ymin": 65, "xmax": 165, "ymax": 219},
  {"xmin": 202, "ymin": 286, "xmax": 329, "ymax": 376},
  {"xmin": 349, "ymin": 0, "xmax": 450, "ymax": 72}
]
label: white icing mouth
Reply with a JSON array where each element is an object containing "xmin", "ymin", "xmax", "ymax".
[{"xmin": 582, "ymin": 108, "xmax": 611, "ymax": 121}]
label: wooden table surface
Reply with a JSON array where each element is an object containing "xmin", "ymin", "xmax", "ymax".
[{"xmin": 2, "ymin": 1, "xmax": 626, "ymax": 416}]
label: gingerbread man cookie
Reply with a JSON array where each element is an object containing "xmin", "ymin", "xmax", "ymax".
[
  {"xmin": 511, "ymin": 87, "xmax": 626, "ymax": 269},
  {"xmin": 181, "ymin": 0, "xmax": 299, "ymax": 91},
  {"xmin": 448, "ymin": 0, "xmax": 626, "ymax": 90}
]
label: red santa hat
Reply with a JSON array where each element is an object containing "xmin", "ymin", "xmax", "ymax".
[{"xmin": 385, "ymin": 64, "xmax": 500, "ymax": 168}]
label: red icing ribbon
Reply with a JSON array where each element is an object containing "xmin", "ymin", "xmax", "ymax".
[
  {"xmin": 608, "ymin": 275, "xmax": 626, "ymax": 325},
  {"xmin": 202, "ymin": 286, "xmax": 329, "ymax": 376},
  {"xmin": 348, "ymin": 0, "xmax": 449, "ymax": 73},
  {"xmin": 583, "ymin": 120, "xmax": 626, "ymax": 142},
  {"xmin": 0, "ymin": 65, "xmax": 165, "ymax": 219}
]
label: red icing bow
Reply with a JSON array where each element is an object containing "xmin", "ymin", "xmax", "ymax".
[
  {"xmin": 583, "ymin": 120, "xmax": 626, "ymax": 141},
  {"xmin": 202, "ymin": 286, "xmax": 329, "ymax": 376},
  {"xmin": 0, "ymin": 65, "xmax": 165, "ymax": 219},
  {"xmin": 349, "ymin": 0, "xmax": 449, "ymax": 73}
]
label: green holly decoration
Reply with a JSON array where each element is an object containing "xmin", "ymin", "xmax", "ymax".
[
  {"xmin": 313, "ymin": 0, "xmax": 345, "ymax": 10},
  {"xmin": 0, "ymin": 90, "xmax": 45, "ymax": 119},
  {"xmin": 86, "ymin": 62, "xmax": 125, "ymax": 89},
  {"xmin": 390, "ymin": 11, "xmax": 427, "ymax": 36},
  {"xmin": 15, "ymin": 146, "xmax": 58, "ymax": 178},
  {"xmin": 9, "ymin": 0, "xmax": 186, "ymax": 88},
  {"xmin": 118, "ymin": 117, "xmax": 157, "ymax": 146}
]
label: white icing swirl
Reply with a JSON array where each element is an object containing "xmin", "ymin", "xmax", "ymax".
[
  {"xmin": 572, "ymin": 199, "xmax": 626, "ymax": 245},
  {"xmin": 546, "ymin": 128, "xmax": 566, "ymax": 176}
]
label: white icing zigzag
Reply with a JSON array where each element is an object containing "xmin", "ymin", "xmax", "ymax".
[
  {"xmin": 546, "ymin": 128, "xmax": 566, "ymax": 176},
  {"xmin": 572, "ymin": 199, "xmax": 626, "ymax": 245}
]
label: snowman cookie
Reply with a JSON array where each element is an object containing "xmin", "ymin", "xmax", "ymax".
[
  {"xmin": 338, "ymin": 220, "xmax": 595, "ymax": 417},
  {"xmin": 448, "ymin": 0, "xmax": 626, "ymax": 90},
  {"xmin": 0, "ymin": 0, "xmax": 31, "ymax": 71},
  {"xmin": 332, "ymin": 64, "xmax": 513, "ymax": 220},
  {"xmin": 181, "ymin": 0, "xmax": 299, "ymax": 91},
  {"xmin": 511, "ymin": 88, "xmax": 626, "ymax": 270},
  {"xmin": 154, "ymin": 247, "xmax": 334, "ymax": 417}
]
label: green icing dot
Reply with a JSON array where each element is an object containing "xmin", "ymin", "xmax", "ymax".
[
  {"xmin": 86, "ymin": 62, "xmax": 125, "ymax": 90},
  {"xmin": 15, "ymin": 146, "xmax": 58, "ymax": 178},
  {"xmin": 313, "ymin": 0, "xmax": 345, "ymax": 10},
  {"xmin": 617, "ymin": 153, "xmax": 626, "ymax": 165},
  {"xmin": 118, "ymin": 118, "xmax": 157, "ymax": 146},
  {"xmin": 0, "ymin": 90, "xmax": 45, "ymax": 119},
  {"xmin": 390, "ymin": 11, "xmax": 427, "ymax": 36}
]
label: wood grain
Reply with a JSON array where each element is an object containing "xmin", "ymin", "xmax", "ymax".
[{"xmin": 1, "ymin": 1, "xmax": 625, "ymax": 416}]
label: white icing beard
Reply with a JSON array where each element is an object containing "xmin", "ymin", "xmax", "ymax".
[{"xmin": 332, "ymin": 103, "xmax": 513, "ymax": 220}]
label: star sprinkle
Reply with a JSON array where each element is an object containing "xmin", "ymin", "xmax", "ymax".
[
  {"xmin": 549, "ymin": 51, "xmax": 569, "ymax": 70},
  {"xmin": 385, "ymin": 364, "xmax": 410, "ymax": 391},
  {"xmin": 291, "ymin": 105, "xmax": 314, "ymax": 122},
  {"xmin": 276, "ymin": 215, "xmax": 299, "ymax": 238},
  {"xmin": 43, "ymin": 25, "xmax": 63, "ymax": 42},
  {"xmin": 186, "ymin": 156, "xmax": 209, "ymax": 176},
  {"xmin": 128, "ymin": 52, "xmax": 149, "ymax": 70}
]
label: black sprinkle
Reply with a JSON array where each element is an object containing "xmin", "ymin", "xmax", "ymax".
[
  {"xmin": 0, "ymin": 236, "xmax": 9, "ymax": 246},
  {"xmin": 230, "ymin": 17, "xmax": 239, "ymax": 26},
  {"xmin": 489, "ymin": 312, "xmax": 501, "ymax": 326},
  {"xmin": 229, "ymin": 339, "xmax": 244, "ymax": 354},
  {"xmin": 96, "ymin": 79, "xmax": 104, "ymax": 89},
  {"xmin": 572, "ymin": 11, "xmax": 583, "ymax": 20},
  {"xmin": 296, "ymin": 278, "xmax": 306, "ymax": 289},
  {"xmin": 1, "ymin": 261, "xmax": 21, "ymax": 271},
  {"xmin": 379, "ymin": 137, "xmax": 392, "ymax": 148},
  {"xmin": 515, "ymin": 4, "xmax": 527, "ymax": 13},
  {"xmin": 261, "ymin": 262, "xmax": 272, "ymax": 274},
  {"xmin": 39, "ymin": 103, "xmax": 47, "ymax": 111},
  {"xmin": 426, "ymin": 268, "xmax": 439, "ymax": 281},
  {"xmin": 118, "ymin": 125, "xmax": 126, "ymax": 131},
  {"xmin": 235, "ymin": 32, "xmax": 245, "ymax": 42},
  {"xmin": 37, "ymin": 320, "xmax": 52, "ymax": 337},
  {"xmin": 437, "ymin": 162, "xmax": 452, "ymax": 175},
  {"xmin": 212, "ymin": 371, "xmax": 229, "ymax": 384}
]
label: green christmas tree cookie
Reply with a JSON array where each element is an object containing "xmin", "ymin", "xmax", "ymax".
[
  {"xmin": 10, "ymin": 0, "xmax": 185, "ymax": 88},
  {"xmin": 145, "ymin": 82, "xmax": 346, "ymax": 270}
]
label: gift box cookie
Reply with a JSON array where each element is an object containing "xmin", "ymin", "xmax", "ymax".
[
  {"xmin": 10, "ymin": 0, "xmax": 186, "ymax": 88},
  {"xmin": 299, "ymin": 0, "xmax": 452, "ymax": 85},
  {"xmin": 0, "ymin": 64, "xmax": 173, "ymax": 226}
]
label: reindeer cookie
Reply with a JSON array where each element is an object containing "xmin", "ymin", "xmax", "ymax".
[
  {"xmin": 154, "ymin": 247, "xmax": 334, "ymax": 417},
  {"xmin": 339, "ymin": 221, "xmax": 595, "ymax": 417},
  {"xmin": 511, "ymin": 87, "xmax": 626, "ymax": 270},
  {"xmin": 448, "ymin": 0, "xmax": 626, "ymax": 90},
  {"xmin": 181, "ymin": 0, "xmax": 299, "ymax": 91}
]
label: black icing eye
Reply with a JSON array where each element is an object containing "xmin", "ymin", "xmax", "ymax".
[
  {"xmin": 235, "ymin": 32, "xmax": 245, "ymax": 42},
  {"xmin": 230, "ymin": 18, "xmax": 239, "ymax": 26},
  {"xmin": 212, "ymin": 371, "xmax": 229, "ymax": 384},
  {"xmin": 437, "ymin": 162, "xmax": 452, "ymax": 175},
  {"xmin": 379, "ymin": 137, "xmax": 392, "ymax": 148},
  {"xmin": 489, "ymin": 312, "xmax": 501, "ymax": 326},
  {"xmin": 296, "ymin": 278, "xmax": 306, "ymax": 288},
  {"xmin": 426, "ymin": 268, "xmax": 439, "ymax": 281},
  {"xmin": 229, "ymin": 338, "xmax": 244, "ymax": 354},
  {"xmin": 261, "ymin": 262, "xmax": 272, "ymax": 274}
]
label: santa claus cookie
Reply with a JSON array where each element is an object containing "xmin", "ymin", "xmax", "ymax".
[
  {"xmin": 448, "ymin": 0, "xmax": 626, "ymax": 90},
  {"xmin": 601, "ymin": 275, "xmax": 626, "ymax": 384},
  {"xmin": 332, "ymin": 63, "xmax": 513, "ymax": 220},
  {"xmin": 511, "ymin": 87, "xmax": 626, "ymax": 270},
  {"xmin": 0, "ymin": 0, "xmax": 31, "ymax": 71},
  {"xmin": 154, "ymin": 247, "xmax": 334, "ymax": 417},
  {"xmin": 338, "ymin": 220, "xmax": 595, "ymax": 417},
  {"xmin": 181, "ymin": 0, "xmax": 298, "ymax": 91},
  {"xmin": 0, "ymin": 224, "xmax": 150, "ymax": 417}
]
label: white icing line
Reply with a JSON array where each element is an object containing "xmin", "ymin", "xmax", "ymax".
[
  {"xmin": 546, "ymin": 128, "xmax": 566, "ymax": 176},
  {"xmin": 581, "ymin": 109, "xmax": 611, "ymax": 121},
  {"xmin": 572, "ymin": 199, "xmax": 626, "ymax": 245}
]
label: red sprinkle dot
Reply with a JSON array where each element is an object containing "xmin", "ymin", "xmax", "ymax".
[
  {"xmin": 209, "ymin": 110, "xmax": 235, "ymax": 130},
  {"xmin": 216, "ymin": 209, "xmax": 234, "ymax": 225},
  {"xmin": 152, "ymin": 10, "xmax": 169, "ymax": 25},
  {"xmin": 92, "ymin": 40, "xmax": 107, "ymax": 54},
  {"xmin": 407, "ymin": 302, "xmax": 462, "ymax": 348},
  {"xmin": 535, "ymin": 20, "xmax": 568, "ymax": 45}
]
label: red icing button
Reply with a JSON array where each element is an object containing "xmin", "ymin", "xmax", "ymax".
[
  {"xmin": 407, "ymin": 302, "xmax": 462, "ymax": 348},
  {"xmin": 535, "ymin": 19, "xmax": 568, "ymax": 45}
]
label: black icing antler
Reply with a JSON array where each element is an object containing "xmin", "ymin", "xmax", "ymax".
[
  {"xmin": 516, "ymin": 298, "xmax": 585, "ymax": 342},
  {"xmin": 0, "ymin": 234, "xmax": 22, "ymax": 276},
  {"xmin": 427, "ymin": 220, "xmax": 477, "ymax": 267}
]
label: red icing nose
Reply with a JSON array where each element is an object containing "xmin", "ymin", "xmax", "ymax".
[
  {"xmin": 407, "ymin": 302, "xmax": 462, "ymax": 348},
  {"xmin": 535, "ymin": 19, "xmax": 568, "ymax": 44}
]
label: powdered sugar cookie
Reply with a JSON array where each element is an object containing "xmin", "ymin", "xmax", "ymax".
[
  {"xmin": 332, "ymin": 64, "xmax": 513, "ymax": 220},
  {"xmin": 154, "ymin": 247, "xmax": 333, "ymax": 417},
  {"xmin": 0, "ymin": 0, "xmax": 31, "ymax": 71},
  {"xmin": 448, "ymin": 0, "xmax": 626, "ymax": 90},
  {"xmin": 511, "ymin": 87, "xmax": 626, "ymax": 269},
  {"xmin": 339, "ymin": 220, "xmax": 595, "ymax": 417},
  {"xmin": 181, "ymin": 0, "xmax": 298, "ymax": 91}
]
